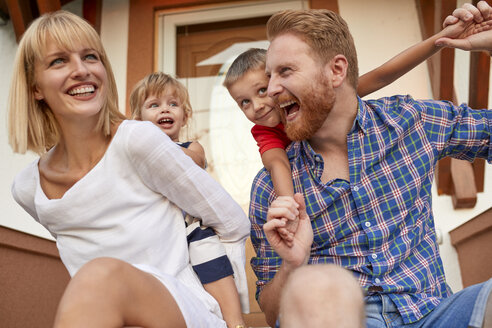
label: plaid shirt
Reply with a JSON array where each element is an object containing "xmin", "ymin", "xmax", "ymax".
[{"xmin": 249, "ymin": 95, "xmax": 492, "ymax": 324}]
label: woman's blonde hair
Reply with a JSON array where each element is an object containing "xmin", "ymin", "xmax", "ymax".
[
  {"xmin": 129, "ymin": 72, "xmax": 193, "ymax": 125},
  {"xmin": 8, "ymin": 10, "xmax": 125, "ymax": 155}
]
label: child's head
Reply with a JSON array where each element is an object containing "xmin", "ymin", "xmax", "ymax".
[
  {"xmin": 224, "ymin": 48, "xmax": 282, "ymax": 128},
  {"xmin": 130, "ymin": 72, "xmax": 192, "ymax": 141},
  {"xmin": 8, "ymin": 10, "xmax": 123, "ymax": 155}
]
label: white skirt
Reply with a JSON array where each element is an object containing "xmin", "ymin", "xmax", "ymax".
[{"xmin": 133, "ymin": 263, "xmax": 227, "ymax": 328}]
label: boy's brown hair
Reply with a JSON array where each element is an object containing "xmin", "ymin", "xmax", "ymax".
[
  {"xmin": 223, "ymin": 48, "xmax": 266, "ymax": 89},
  {"xmin": 130, "ymin": 72, "xmax": 192, "ymax": 123},
  {"xmin": 267, "ymin": 9, "xmax": 359, "ymax": 89}
]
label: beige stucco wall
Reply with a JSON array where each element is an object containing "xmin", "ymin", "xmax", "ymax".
[
  {"xmin": 0, "ymin": 0, "xmax": 490, "ymax": 292},
  {"xmin": 0, "ymin": 13, "xmax": 44, "ymax": 237}
]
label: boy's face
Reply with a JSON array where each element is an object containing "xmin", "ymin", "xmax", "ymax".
[
  {"xmin": 140, "ymin": 89, "xmax": 186, "ymax": 142},
  {"xmin": 228, "ymin": 68, "xmax": 282, "ymax": 127}
]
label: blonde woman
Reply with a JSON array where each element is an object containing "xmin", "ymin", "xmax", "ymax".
[{"xmin": 8, "ymin": 10, "xmax": 249, "ymax": 328}]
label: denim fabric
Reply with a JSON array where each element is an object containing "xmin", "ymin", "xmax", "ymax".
[
  {"xmin": 275, "ymin": 279, "xmax": 491, "ymax": 327},
  {"xmin": 365, "ymin": 278, "xmax": 492, "ymax": 328}
]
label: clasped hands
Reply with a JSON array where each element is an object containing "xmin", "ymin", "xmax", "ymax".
[
  {"xmin": 436, "ymin": 0, "xmax": 492, "ymax": 53},
  {"xmin": 264, "ymin": 193, "xmax": 313, "ymax": 268}
]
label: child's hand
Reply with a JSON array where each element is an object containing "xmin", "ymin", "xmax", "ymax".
[
  {"xmin": 443, "ymin": 1, "xmax": 491, "ymax": 28},
  {"xmin": 264, "ymin": 194, "xmax": 313, "ymax": 267},
  {"xmin": 266, "ymin": 196, "xmax": 300, "ymax": 247},
  {"xmin": 436, "ymin": 1, "xmax": 492, "ymax": 53},
  {"xmin": 283, "ymin": 197, "xmax": 300, "ymax": 239}
]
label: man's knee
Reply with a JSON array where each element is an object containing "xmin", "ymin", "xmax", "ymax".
[
  {"xmin": 282, "ymin": 264, "xmax": 362, "ymax": 301},
  {"xmin": 280, "ymin": 264, "xmax": 364, "ymax": 328}
]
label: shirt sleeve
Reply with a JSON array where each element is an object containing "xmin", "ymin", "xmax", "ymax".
[
  {"xmin": 11, "ymin": 160, "xmax": 58, "ymax": 239},
  {"xmin": 251, "ymin": 124, "xmax": 291, "ymax": 155},
  {"xmin": 11, "ymin": 161, "xmax": 40, "ymax": 222},
  {"xmin": 123, "ymin": 121, "xmax": 251, "ymax": 311},
  {"xmin": 124, "ymin": 121, "xmax": 250, "ymax": 240},
  {"xmin": 248, "ymin": 168, "xmax": 282, "ymax": 300},
  {"xmin": 185, "ymin": 216, "xmax": 234, "ymax": 284},
  {"xmin": 418, "ymin": 98, "xmax": 492, "ymax": 163}
]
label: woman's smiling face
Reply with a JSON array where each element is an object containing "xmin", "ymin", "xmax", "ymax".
[{"xmin": 33, "ymin": 36, "xmax": 108, "ymax": 123}]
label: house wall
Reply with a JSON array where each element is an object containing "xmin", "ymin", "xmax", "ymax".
[
  {"xmin": 0, "ymin": 9, "xmax": 48, "ymax": 239},
  {"xmin": 0, "ymin": 0, "xmax": 490, "ymax": 295},
  {"xmin": 0, "ymin": 226, "xmax": 70, "ymax": 327}
]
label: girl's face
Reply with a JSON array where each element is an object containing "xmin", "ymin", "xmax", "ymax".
[
  {"xmin": 33, "ymin": 37, "xmax": 108, "ymax": 126},
  {"xmin": 140, "ymin": 89, "xmax": 187, "ymax": 142}
]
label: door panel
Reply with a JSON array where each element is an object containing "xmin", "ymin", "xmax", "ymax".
[
  {"xmin": 177, "ymin": 16, "xmax": 269, "ymax": 78},
  {"xmin": 175, "ymin": 16, "xmax": 270, "ymax": 211}
]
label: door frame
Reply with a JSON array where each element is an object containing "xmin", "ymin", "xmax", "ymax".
[{"xmin": 156, "ymin": 0, "xmax": 308, "ymax": 75}]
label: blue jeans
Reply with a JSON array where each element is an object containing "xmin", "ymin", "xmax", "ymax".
[
  {"xmin": 366, "ymin": 278, "xmax": 492, "ymax": 328},
  {"xmin": 276, "ymin": 278, "xmax": 492, "ymax": 328}
]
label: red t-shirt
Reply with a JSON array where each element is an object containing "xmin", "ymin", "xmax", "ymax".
[{"xmin": 251, "ymin": 123, "xmax": 291, "ymax": 155}]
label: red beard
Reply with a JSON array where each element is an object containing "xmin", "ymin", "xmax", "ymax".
[{"xmin": 285, "ymin": 73, "xmax": 335, "ymax": 141}]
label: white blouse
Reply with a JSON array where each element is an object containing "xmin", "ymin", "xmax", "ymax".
[{"xmin": 11, "ymin": 120, "xmax": 251, "ymax": 327}]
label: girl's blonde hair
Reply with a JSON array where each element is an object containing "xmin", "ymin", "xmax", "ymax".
[
  {"xmin": 8, "ymin": 10, "xmax": 125, "ymax": 155},
  {"xmin": 129, "ymin": 72, "xmax": 193, "ymax": 125}
]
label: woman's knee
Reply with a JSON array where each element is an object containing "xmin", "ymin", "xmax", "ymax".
[
  {"xmin": 55, "ymin": 258, "xmax": 134, "ymax": 327},
  {"xmin": 70, "ymin": 257, "xmax": 130, "ymax": 292}
]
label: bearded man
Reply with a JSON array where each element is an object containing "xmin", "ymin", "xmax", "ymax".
[{"xmin": 248, "ymin": 3, "xmax": 492, "ymax": 328}]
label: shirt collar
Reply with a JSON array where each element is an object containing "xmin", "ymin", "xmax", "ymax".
[
  {"xmin": 287, "ymin": 139, "xmax": 315, "ymax": 162},
  {"xmin": 353, "ymin": 96, "xmax": 368, "ymax": 135}
]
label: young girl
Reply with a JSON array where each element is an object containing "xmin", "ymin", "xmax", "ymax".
[
  {"xmin": 8, "ymin": 10, "xmax": 249, "ymax": 328},
  {"xmin": 129, "ymin": 72, "xmax": 206, "ymax": 168},
  {"xmin": 129, "ymin": 72, "xmax": 247, "ymax": 328}
]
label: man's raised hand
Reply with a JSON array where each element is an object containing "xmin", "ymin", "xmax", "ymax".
[
  {"xmin": 264, "ymin": 193, "xmax": 313, "ymax": 268},
  {"xmin": 436, "ymin": 0, "xmax": 492, "ymax": 52}
]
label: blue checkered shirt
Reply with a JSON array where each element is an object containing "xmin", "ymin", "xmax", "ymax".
[{"xmin": 249, "ymin": 95, "xmax": 492, "ymax": 324}]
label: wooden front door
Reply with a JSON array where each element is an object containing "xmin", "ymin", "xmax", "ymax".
[
  {"xmin": 176, "ymin": 16, "xmax": 269, "ymax": 78},
  {"xmin": 173, "ymin": 15, "xmax": 269, "ymax": 213},
  {"xmin": 174, "ymin": 15, "xmax": 271, "ymax": 328}
]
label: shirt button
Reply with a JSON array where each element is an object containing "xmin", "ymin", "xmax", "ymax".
[
  {"xmin": 315, "ymin": 155, "xmax": 322, "ymax": 162},
  {"xmin": 365, "ymin": 222, "xmax": 371, "ymax": 227},
  {"xmin": 375, "ymin": 278, "xmax": 381, "ymax": 284},
  {"xmin": 353, "ymin": 186, "xmax": 359, "ymax": 192},
  {"xmin": 371, "ymin": 254, "xmax": 378, "ymax": 259}
]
